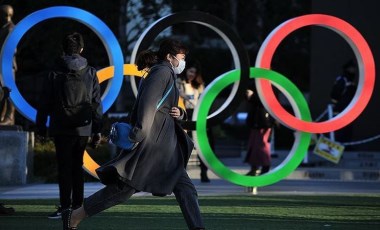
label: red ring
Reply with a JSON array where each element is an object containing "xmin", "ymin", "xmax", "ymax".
[{"xmin": 255, "ymin": 14, "xmax": 375, "ymax": 133}]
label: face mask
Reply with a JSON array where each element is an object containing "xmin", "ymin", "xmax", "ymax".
[{"xmin": 172, "ymin": 56, "xmax": 186, "ymax": 74}]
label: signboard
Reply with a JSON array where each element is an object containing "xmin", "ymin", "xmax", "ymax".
[{"xmin": 313, "ymin": 136, "xmax": 345, "ymax": 164}]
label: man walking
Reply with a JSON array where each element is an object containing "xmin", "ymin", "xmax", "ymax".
[{"xmin": 36, "ymin": 32, "xmax": 103, "ymax": 219}]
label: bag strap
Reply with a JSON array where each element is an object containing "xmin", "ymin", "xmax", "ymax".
[{"xmin": 156, "ymin": 81, "xmax": 174, "ymax": 111}]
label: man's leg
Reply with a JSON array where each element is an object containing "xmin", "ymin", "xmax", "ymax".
[
  {"xmin": 71, "ymin": 137, "xmax": 88, "ymax": 209},
  {"xmin": 173, "ymin": 170, "xmax": 204, "ymax": 230},
  {"xmin": 54, "ymin": 136, "xmax": 75, "ymax": 209},
  {"xmin": 198, "ymin": 156, "xmax": 210, "ymax": 183}
]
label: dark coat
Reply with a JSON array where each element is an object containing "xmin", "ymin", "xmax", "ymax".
[
  {"xmin": 96, "ymin": 62, "xmax": 193, "ymax": 196},
  {"xmin": 36, "ymin": 54, "xmax": 103, "ymax": 136},
  {"xmin": 330, "ymin": 75, "xmax": 356, "ymax": 113},
  {"xmin": 246, "ymin": 83, "xmax": 274, "ymax": 129}
]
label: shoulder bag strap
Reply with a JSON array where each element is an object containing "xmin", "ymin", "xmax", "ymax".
[{"xmin": 156, "ymin": 81, "xmax": 174, "ymax": 111}]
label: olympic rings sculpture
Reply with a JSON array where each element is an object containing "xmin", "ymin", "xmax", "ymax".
[{"xmin": 0, "ymin": 7, "xmax": 375, "ymax": 186}]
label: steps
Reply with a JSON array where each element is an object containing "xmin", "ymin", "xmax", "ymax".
[
  {"xmin": 286, "ymin": 168, "xmax": 380, "ymax": 181},
  {"xmin": 287, "ymin": 151, "xmax": 380, "ymax": 181}
]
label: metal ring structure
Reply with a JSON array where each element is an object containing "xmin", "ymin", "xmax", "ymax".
[
  {"xmin": 130, "ymin": 11, "xmax": 250, "ymax": 129},
  {"xmin": 193, "ymin": 67, "xmax": 312, "ymax": 187},
  {"xmin": 255, "ymin": 14, "xmax": 375, "ymax": 133},
  {"xmin": 0, "ymin": 6, "xmax": 124, "ymax": 121}
]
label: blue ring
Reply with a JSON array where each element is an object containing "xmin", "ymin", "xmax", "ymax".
[{"xmin": 0, "ymin": 6, "xmax": 123, "ymax": 122}]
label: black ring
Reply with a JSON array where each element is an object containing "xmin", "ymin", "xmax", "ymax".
[{"xmin": 130, "ymin": 11, "xmax": 250, "ymax": 129}]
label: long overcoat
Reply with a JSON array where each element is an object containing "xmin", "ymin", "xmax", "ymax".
[{"xmin": 96, "ymin": 62, "xmax": 193, "ymax": 195}]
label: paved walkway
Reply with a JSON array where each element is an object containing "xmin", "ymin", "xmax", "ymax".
[
  {"xmin": 1, "ymin": 176, "xmax": 379, "ymax": 200},
  {"xmin": 1, "ymin": 156, "xmax": 380, "ymax": 200}
]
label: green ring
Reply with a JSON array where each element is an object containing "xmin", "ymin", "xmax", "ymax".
[{"xmin": 194, "ymin": 67, "xmax": 312, "ymax": 187}]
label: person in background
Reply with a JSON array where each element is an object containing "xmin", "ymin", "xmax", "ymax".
[
  {"xmin": 62, "ymin": 39, "xmax": 205, "ymax": 230},
  {"xmin": 330, "ymin": 60, "xmax": 357, "ymax": 146},
  {"xmin": 0, "ymin": 4, "xmax": 17, "ymax": 126},
  {"xmin": 36, "ymin": 32, "xmax": 103, "ymax": 219},
  {"xmin": 244, "ymin": 82, "xmax": 274, "ymax": 177},
  {"xmin": 135, "ymin": 49, "xmax": 158, "ymax": 74},
  {"xmin": 177, "ymin": 59, "xmax": 212, "ymax": 183}
]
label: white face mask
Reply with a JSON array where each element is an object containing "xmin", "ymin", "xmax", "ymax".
[{"xmin": 172, "ymin": 55, "xmax": 186, "ymax": 74}]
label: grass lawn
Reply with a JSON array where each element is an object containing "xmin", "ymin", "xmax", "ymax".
[{"xmin": 1, "ymin": 195, "xmax": 380, "ymax": 230}]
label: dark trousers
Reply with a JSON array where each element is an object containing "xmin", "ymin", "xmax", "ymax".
[
  {"xmin": 198, "ymin": 156, "xmax": 208, "ymax": 175},
  {"xmin": 83, "ymin": 169, "xmax": 204, "ymax": 230},
  {"xmin": 199, "ymin": 128, "xmax": 214, "ymax": 176},
  {"xmin": 54, "ymin": 136, "xmax": 88, "ymax": 209}
]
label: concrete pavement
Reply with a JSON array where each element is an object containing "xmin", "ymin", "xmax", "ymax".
[
  {"xmin": 1, "ymin": 179, "xmax": 380, "ymax": 200},
  {"xmin": 1, "ymin": 174, "xmax": 379, "ymax": 200}
]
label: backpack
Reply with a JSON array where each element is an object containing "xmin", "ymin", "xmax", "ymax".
[{"xmin": 52, "ymin": 67, "xmax": 92, "ymax": 127}]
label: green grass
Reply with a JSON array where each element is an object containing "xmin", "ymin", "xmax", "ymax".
[{"xmin": 1, "ymin": 195, "xmax": 380, "ymax": 229}]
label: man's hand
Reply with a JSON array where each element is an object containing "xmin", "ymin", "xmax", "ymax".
[{"xmin": 90, "ymin": 133, "xmax": 102, "ymax": 149}]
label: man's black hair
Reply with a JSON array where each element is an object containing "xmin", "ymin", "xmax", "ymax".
[{"xmin": 62, "ymin": 32, "xmax": 84, "ymax": 55}]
